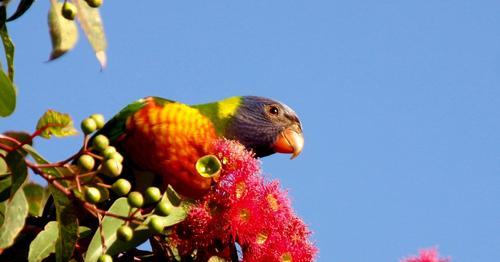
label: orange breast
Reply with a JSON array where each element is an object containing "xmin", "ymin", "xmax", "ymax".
[{"xmin": 122, "ymin": 98, "xmax": 218, "ymax": 198}]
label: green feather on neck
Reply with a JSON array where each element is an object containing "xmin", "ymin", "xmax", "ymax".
[{"xmin": 192, "ymin": 96, "xmax": 242, "ymax": 135}]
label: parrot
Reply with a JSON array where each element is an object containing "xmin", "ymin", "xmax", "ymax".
[{"xmin": 96, "ymin": 96, "xmax": 304, "ymax": 199}]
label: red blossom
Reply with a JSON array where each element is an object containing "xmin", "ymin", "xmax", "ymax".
[
  {"xmin": 401, "ymin": 247, "xmax": 450, "ymax": 262},
  {"xmin": 171, "ymin": 139, "xmax": 317, "ymax": 261}
]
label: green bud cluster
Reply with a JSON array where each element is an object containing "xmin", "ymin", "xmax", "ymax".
[{"xmin": 80, "ymin": 114, "xmax": 105, "ymax": 135}]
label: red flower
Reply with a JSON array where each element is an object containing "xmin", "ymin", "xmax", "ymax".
[
  {"xmin": 401, "ymin": 247, "xmax": 450, "ymax": 262},
  {"xmin": 171, "ymin": 139, "xmax": 317, "ymax": 261}
]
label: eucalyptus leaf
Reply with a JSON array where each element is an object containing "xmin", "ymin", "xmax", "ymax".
[
  {"xmin": 0, "ymin": 6, "xmax": 5, "ymax": 27},
  {"xmin": 50, "ymin": 186, "xmax": 78, "ymax": 262},
  {"xmin": 28, "ymin": 221, "xmax": 58, "ymax": 262},
  {"xmin": 2, "ymin": 131, "xmax": 33, "ymax": 147},
  {"xmin": 0, "ymin": 25, "xmax": 14, "ymax": 81},
  {"xmin": 0, "ymin": 202, "xmax": 5, "ymax": 226},
  {"xmin": 23, "ymin": 145, "xmax": 66, "ymax": 179},
  {"xmin": 84, "ymin": 198, "xmax": 148, "ymax": 262},
  {"xmin": 0, "ymin": 157, "xmax": 8, "ymax": 178},
  {"xmin": 48, "ymin": 2, "xmax": 78, "ymax": 60},
  {"xmin": 78, "ymin": 226, "xmax": 92, "ymax": 239},
  {"xmin": 35, "ymin": 110, "xmax": 78, "ymax": 139},
  {"xmin": 6, "ymin": 149, "xmax": 27, "ymax": 198},
  {"xmin": 6, "ymin": 0, "xmax": 36, "ymax": 22},
  {"xmin": 23, "ymin": 183, "xmax": 49, "ymax": 217},
  {"xmin": 0, "ymin": 188, "xmax": 28, "ymax": 249},
  {"xmin": 0, "ymin": 175, "xmax": 10, "ymax": 202},
  {"xmin": 0, "ymin": 69, "xmax": 15, "ymax": 117},
  {"xmin": 74, "ymin": 0, "xmax": 107, "ymax": 68}
]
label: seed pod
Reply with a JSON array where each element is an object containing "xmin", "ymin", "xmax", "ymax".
[
  {"xmin": 90, "ymin": 114, "xmax": 105, "ymax": 129},
  {"xmin": 111, "ymin": 179, "xmax": 131, "ymax": 196},
  {"xmin": 116, "ymin": 225, "xmax": 133, "ymax": 242},
  {"xmin": 127, "ymin": 191, "xmax": 144, "ymax": 208},
  {"xmin": 144, "ymin": 187, "xmax": 161, "ymax": 204},
  {"xmin": 78, "ymin": 154, "xmax": 95, "ymax": 171},
  {"xmin": 85, "ymin": 187, "xmax": 101, "ymax": 204},
  {"xmin": 81, "ymin": 118, "xmax": 97, "ymax": 135}
]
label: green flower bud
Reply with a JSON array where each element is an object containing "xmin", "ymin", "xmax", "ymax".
[
  {"xmin": 102, "ymin": 146, "xmax": 117, "ymax": 158},
  {"xmin": 111, "ymin": 179, "xmax": 131, "ymax": 196},
  {"xmin": 90, "ymin": 114, "xmax": 105, "ymax": 129},
  {"xmin": 144, "ymin": 187, "xmax": 161, "ymax": 204},
  {"xmin": 156, "ymin": 201, "xmax": 174, "ymax": 216},
  {"xmin": 97, "ymin": 254, "xmax": 113, "ymax": 262},
  {"xmin": 81, "ymin": 118, "xmax": 97, "ymax": 135},
  {"xmin": 108, "ymin": 152, "xmax": 124, "ymax": 163},
  {"xmin": 148, "ymin": 215, "xmax": 165, "ymax": 234},
  {"xmin": 78, "ymin": 154, "xmax": 95, "ymax": 171},
  {"xmin": 100, "ymin": 158, "xmax": 123, "ymax": 177},
  {"xmin": 116, "ymin": 225, "xmax": 133, "ymax": 242},
  {"xmin": 85, "ymin": 187, "xmax": 101, "ymax": 204},
  {"xmin": 92, "ymin": 135, "xmax": 109, "ymax": 151},
  {"xmin": 127, "ymin": 191, "xmax": 144, "ymax": 208}
]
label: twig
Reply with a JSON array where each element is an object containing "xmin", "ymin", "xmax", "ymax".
[{"xmin": 97, "ymin": 212, "xmax": 107, "ymax": 254}]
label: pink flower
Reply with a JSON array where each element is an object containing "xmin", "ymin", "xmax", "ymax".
[
  {"xmin": 171, "ymin": 139, "xmax": 317, "ymax": 261},
  {"xmin": 401, "ymin": 247, "xmax": 450, "ymax": 262}
]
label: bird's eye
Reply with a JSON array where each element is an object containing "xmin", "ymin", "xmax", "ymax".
[{"xmin": 268, "ymin": 105, "xmax": 280, "ymax": 115}]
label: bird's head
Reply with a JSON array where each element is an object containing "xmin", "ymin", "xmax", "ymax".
[{"xmin": 224, "ymin": 96, "xmax": 304, "ymax": 158}]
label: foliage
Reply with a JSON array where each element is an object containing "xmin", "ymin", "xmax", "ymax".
[{"xmin": 0, "ymin": 0, "xmax": 107, "ymax": 117}]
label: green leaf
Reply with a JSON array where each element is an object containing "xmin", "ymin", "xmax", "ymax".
[
  {"xmin": 85, "ymin": 193, "xmax": 188, "ymax": 262},
  {"xmin": 0, "ymin": 157, "xmax": 7, "ymax": 178},
  {"xmin": 2, "ymin": 131, "xmax": 33, "ymax": 147},
  {"xmin": 84, "ymin": 198, "xmax": 148, "ymax": 262},
  {"xmin": 0, "ymin": 69, "xmax": 15, "ymax": 117},
  {"xmin": 36, "ymin": 110, "xmax": 78, "ymax": 139},
  {"xmin": 23, "ymin": 145, "xmax": 66, "ymax": 180},
  {"xmin": 0, "ymin": 201, "xmax": 5, "ymax": 226},
  {"xmin": 0, "ymin": 188, "xmax": 28, "ymax": 249},
  {"xmin": 0, "ymin": 25, "xmax": 15, "ymax": 81},
  {"xmin": 0, "ymin": 6, "xmax": 5, "ymax": 28},
  {"xmin": 78, "ymin": 226, "xmax": 92, "ymax": 239},
  {"xmin": 23, "ymin": 183, "xmax": 49, "ymax": 217},
  {"xmin": 75, "ymin": 0, "xmax": 107, "ymax": 68},
  {"xmin": 6, "ymin": 0, "xmax": 36, "ymax": 22},
  {"xmin": 5, "ymin": 149, "xmax": 27, "ymax": 198},
  {"xmin": 48, "ymin": 2, "xmax": 79, "ymax": 60},
  {"xmin": 166, "ymin": 185, "xmax": 182, "ymax": 207},
  {"xmin": 23, "ymin": 145, "xmax": 50, "ymax": 165},
  {"xmin": 28, "ymin": 221, "xmax": 58, "ymax": 262},
  {"xmin": 0, "ymin": 174, "xmax": 9, "ymax": 202},
  {"xmin": 50, "ymin": 186, "xmax": 78, "ymax": 262}
]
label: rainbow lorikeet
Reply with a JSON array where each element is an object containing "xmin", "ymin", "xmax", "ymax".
[{"xmin": 97, "ymin": 96, "xmax": 303, "ymax": 198}]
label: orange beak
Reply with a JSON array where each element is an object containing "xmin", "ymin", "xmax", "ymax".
[{"xmin": 272, "ymin": 126, "xmax": 304, "ymax": 159}]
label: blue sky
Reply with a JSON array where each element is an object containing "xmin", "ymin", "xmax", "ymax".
[{"xmin": 2, "ymin": 1, "xmax": 500, "ymax": 261}]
